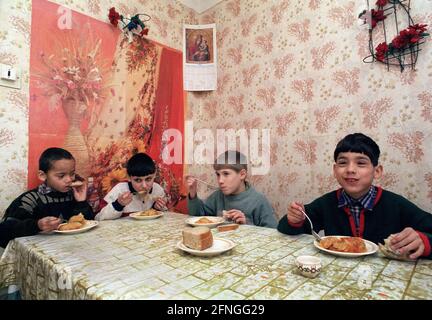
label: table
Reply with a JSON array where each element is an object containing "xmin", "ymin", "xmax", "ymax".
[{"xmin": 0, "ymin": 212, "xmax": 431, "ymax": 299}]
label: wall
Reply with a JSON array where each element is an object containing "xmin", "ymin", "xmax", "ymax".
[
  {"xmin": 1, "ymin": 0, "xmax": 432, "ymax": 218},
  {"xmin": 186, "ymin": 0, "xmax": 432, "ymax": 217}
]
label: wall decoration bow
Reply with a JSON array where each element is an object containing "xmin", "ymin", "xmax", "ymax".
[{"xmin": 108, "ymin": 7, "xmax": 150, "ymax": 43}]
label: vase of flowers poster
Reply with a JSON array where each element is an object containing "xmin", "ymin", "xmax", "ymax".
[
  {"xmin": 62, "ymin": 97, "xmax": 91, "ymax": 176},
  {"xmin": 35, "ymin": 27, "xmax": 111, "ymax": 178}
]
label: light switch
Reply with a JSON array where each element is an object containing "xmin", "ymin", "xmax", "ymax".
[
  {"xmin": 0, "ymin": 63, "xmax": 21, "ymax": 89},
  {"xmin": 1, "ymin": 64, "xmax": 16, "ymax": 81}
]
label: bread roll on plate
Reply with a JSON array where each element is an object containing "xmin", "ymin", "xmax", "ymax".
[{"xmin": 182, "ymin": 226, "xmax": 213, "ymax": 250}]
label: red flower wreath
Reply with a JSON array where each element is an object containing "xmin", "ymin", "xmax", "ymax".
[{"xmin": 375, "ymin": 24, "xmax": 429, "ymax": 62}]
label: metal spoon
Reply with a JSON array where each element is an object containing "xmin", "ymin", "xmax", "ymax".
[{"xmin": 298, "ymin": 207, "xmax": 322, "ymax": 241}]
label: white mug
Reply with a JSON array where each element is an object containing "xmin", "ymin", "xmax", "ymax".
[{"xmin": 295, "ymin": 255, "xmax": 322, "ymax": 278}]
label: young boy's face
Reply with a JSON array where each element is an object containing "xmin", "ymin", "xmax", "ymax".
[
  {"xmin": 215, "ymin": 168, "xmax": 246, "ymax": 196},
  {"xmin": 38, "ymin": 159, "xmax": 76, "ymax": 193},
  {"xmin": 333, "ymin": 152, "xmax": 383, "ymax": 199},
  {"xmin": 129, "ymin": 173, "xmax": 156, "ymax": 194}
]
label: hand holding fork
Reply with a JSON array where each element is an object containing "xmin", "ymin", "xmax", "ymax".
[
  {"xmin": 185, "ymin": 175, "xmax": 218, "ymax": 199},
  {"xmin": 288, "ymin": 202, "xmax": 322, "ymax": 241}
]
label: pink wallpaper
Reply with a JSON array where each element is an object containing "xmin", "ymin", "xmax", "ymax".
[{"xmin": 186, "ymin": 0, "xmax": 432, "ymax": 218}]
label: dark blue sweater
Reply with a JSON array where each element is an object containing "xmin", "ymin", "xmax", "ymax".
[
  {"xmin": 277, "ymin": 188, "xmax": 432, "ymax": 259},
  {"xmin": 0, "ymin": 188, "xmax": 93, "ymax": 247}
]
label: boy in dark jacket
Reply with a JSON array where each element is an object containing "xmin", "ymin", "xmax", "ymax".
[
  {"xmin": 0, "ymin": 147, "xmax": 93, "ymax": 247},
  {"xmin": 277, "ymin": 133, "xmax": 432, "ymax": 260}
]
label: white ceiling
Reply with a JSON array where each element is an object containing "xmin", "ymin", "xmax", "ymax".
[{"xmin": 177, "ymin": 0, "xmax": 224, "ymax": 13}]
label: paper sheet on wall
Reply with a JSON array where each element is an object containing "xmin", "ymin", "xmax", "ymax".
[{"xmin": 183, "ymin": 24, "xmax": 217, "ymax": 91}]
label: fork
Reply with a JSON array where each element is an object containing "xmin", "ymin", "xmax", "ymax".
[
  {"xmin": 298, "ymin": 208, "xmax": 322, "ymax": 241},
  {"xmin": 194, "ymin": 178, "xmax": 219, "ymax": 190}
]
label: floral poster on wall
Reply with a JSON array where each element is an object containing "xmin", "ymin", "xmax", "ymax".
[{"xmin": 29, "ymin": 0, "xmax": 186, "ymax": 212}]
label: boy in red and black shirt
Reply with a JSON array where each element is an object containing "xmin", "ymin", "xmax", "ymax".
[{"xmin": 277, "ymin": 133, "xmax": 432, "ymax": 260}]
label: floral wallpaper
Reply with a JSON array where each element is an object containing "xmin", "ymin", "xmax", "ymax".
[
  {"xmin": 1, "ymin": 0, "xmax": 432, "ymax": 219},
  {"xmin": 185, "ymin": 0, "xmax": 432, "ymax": 218}
]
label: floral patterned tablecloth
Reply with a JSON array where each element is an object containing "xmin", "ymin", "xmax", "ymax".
[{"xmin": 0, "ymin": 212, "xmax": 431, "ymax": 300}]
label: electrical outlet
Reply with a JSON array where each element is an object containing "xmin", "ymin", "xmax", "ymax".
[{"xmin": 0, "ymin": 64, "xmax": 21, "ymax": 89}]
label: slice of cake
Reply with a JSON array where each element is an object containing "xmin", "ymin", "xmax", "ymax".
[{"xmin": 182, "ymin": 226, "xmax": 213, "ymax": 250}]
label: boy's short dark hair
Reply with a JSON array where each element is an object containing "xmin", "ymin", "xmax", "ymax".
[
  {"xmin": 126, "ymin": 153, "xmax": 156, "ymax": 177},
  {"xmin": 213, "ymin": 150, "xmax": 248, "ymax": 172},
  {"xmin": 39, "ymin": 147, "xmax": 74, "ymax": 173},
  {"xmin": 334, "ymin": 133, "xmax": 380, "ymax": 166}
]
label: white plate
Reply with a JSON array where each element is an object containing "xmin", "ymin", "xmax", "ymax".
[
  {"xmin": 176, "ymin": 238, "xmax": 236, "ymax": 257},
  {"xmin": 54, "ymin": 220, "xmax": 99, "ymax": 234},
  {"xmin": 129, "ymin": 211, "xmax": 164, "ymax": 220},
  {"xmin": 313, "ymin": 236, "xmax": 378, "ymax": 258},
  {"xmin": 185, "ymin": 216, "xmax": 225, "ymax": 228}
]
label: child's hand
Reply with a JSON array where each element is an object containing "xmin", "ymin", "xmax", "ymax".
[
  {"xmin": 185, "ymin": 175, "xmax": 198, "ymax": 198},
  {"xmin": 223, "ymin": 209, "xmax": 246, "ymax": 224},
  {"xmin": 117, "ymin": 191, "xmax": 133, "ymax": 207},
  {"xmin": 38, "ymin": 216, "xmax": 62, "ymax": 232},
  {"xmin": 390, "ymin": 227, "xmax": 425, "ymax": 259},
  {"xmin": 72, "ymin": 178, "xmax": 88, "ymax": 202},
  {"xmin": 154, "ymin": 197, "xmax": 168, "ymax": 211},
  {"xmin": 287, "ymin": 201, "xmax": 306, "ymax": 224}
]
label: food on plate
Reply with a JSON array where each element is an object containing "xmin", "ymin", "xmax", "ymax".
[
  {"xmin": 135, "ymin": 209, "xmax": 160, "ymax": 216},
  {"xmin": 182, "ymin": 226, "xmax": 213, "ymax": 250},
  {"xmin": 195, "ymin": 217, "xmax": 213, "ymax": 224},
  {"xmin": 70, "ymin": 180, "xmax": 84, "ymax": 187},
  {"xmin": 319, "ymin": 236, "xmax": 367, "ymax": 253},
  {"xmin": 58, "ymin": 213, "xmax": 86, "ymax": 231},
  {"xmin": 378, "ymin": 235, "xmax": 416, "ymax": 261},
  {"xmin": 217, "ymin": 224, "xmax": 239, "ymax": 232},
  {"xmin": 68, "ymin": 213, "xmax": 85, "ymax": 224},
  {"xmin": 58, "ymin": 221, "xmax": 83, "ymax": 231}
]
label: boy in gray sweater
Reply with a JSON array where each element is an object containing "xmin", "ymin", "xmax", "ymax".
[{"xmin": 185, "ymin": 150, "xmax": 277, "ymax": 228}]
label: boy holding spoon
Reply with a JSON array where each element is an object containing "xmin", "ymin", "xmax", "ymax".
[
  {"xmin": 95, "ymin": 153, "xmax": 167, "ymax": 221},
  {"xmin": 277, "ymin": 133, "xmax": 432, "ymax": 260}
]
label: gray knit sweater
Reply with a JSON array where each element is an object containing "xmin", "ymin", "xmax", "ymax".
[{"xmin": 187, "ymin": 185, "xmax": 277, "ymax": 228}]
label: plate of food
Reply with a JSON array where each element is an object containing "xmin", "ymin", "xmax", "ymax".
[
  {"xmin": 177, "ymin": 226, "xmax": 236, "ymax": 257},
  {"xmin": 129, "ymin": 209, "xmax": 164, "ymax": 220},
  {"xmin": 313, "ymin": 235, "xmax": 378, "ymax": 257},
  {"xmin": 54, "ymin": 213, "xmax": 98, "ymax": 234},
  {"xmin": 185, "ymin": 216, "xmax": 225, "ymax": 228}
]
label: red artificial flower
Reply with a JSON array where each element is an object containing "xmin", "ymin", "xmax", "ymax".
[
  {"xmin": 392, "ymin": 24, "xmax": 428, "ymax": 48},
  {"xmin": 409, "ymin": 24, "xmax": 428, "ymax": 34},
  {"xmin": 108, "ymin": 7, "xmax": 121, "ymax": 27},
  {"xmin": 375, "ymin": 42, "xmax": 388, "ymax": 62},
  {"xmin": 371, "ymin": 9, "xmax": 386, "ymax": 29},
  {"xmin": 376, "ymin": 0, "xmax": 388, "ymax": 7},
  {"xmin": 140, "ymin": 28, "xmax": 149, "ymax": 36},
  {"xmin": 391, "ymin": 34, "xmax": 408, "ymax": 49}
]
